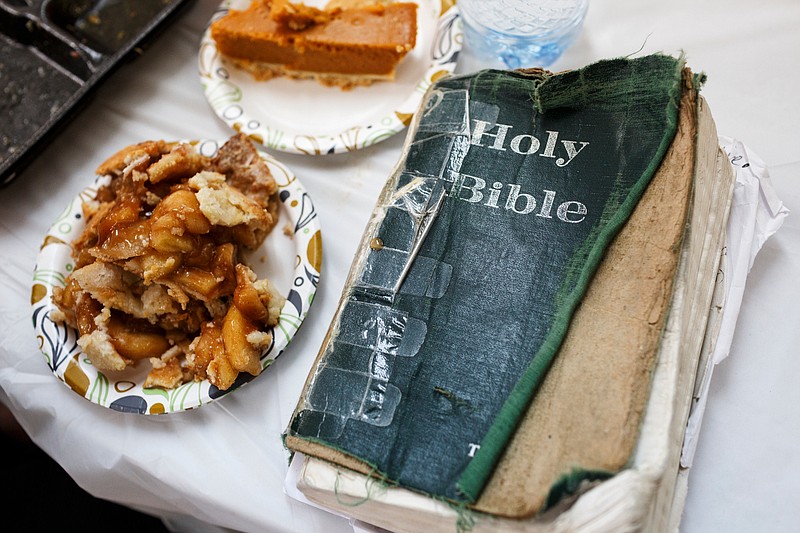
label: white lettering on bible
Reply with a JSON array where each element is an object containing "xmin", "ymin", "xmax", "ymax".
[
  {"xmin": 450, "ymin": 174, "xmax": 588, "ymax": 224},
  {"xmin": 470, "ymin": 120, "xmax": 589, "ymax": 167}
]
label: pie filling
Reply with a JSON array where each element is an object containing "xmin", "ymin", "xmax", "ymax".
[{"xmin": 210, "ymin": 0, "xmax": 418, "ymax": 88}]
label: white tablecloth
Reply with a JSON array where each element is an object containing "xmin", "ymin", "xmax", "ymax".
[{"xmin": 2, "ymin": 1, "xmax": 799, "ymax": 532}]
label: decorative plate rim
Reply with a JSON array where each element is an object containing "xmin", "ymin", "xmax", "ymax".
[
  {"xmin": 30, "ymin": 139, "xmax": 322, "ymax": 415},
  {"xmin": 198, "ymin": 0, "xmax": 463, "ymax": 155}
]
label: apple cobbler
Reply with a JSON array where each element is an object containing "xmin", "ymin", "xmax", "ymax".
[{"xmin": 51, "ymin": 134, "xmax": 286, "ymax": 391}]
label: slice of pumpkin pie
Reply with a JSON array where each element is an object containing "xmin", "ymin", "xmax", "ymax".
[{"xmin": 210, "ymin": 0, "xmax": 418, "ymax": 89}]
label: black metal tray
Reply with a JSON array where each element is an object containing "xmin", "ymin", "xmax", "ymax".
[{"xmin": 0, "ymin": 0, "xmax": 194, "ymax": 187}]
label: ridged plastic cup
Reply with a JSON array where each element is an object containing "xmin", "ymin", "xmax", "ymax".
[{"xmin": 459, "ymin": 0, "xmax": 589, "ymax": 68}]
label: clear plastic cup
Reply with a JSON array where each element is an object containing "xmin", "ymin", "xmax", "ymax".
[{"xmin": 459, "ymin": 0, "xmax": 589, "ymax": 68}]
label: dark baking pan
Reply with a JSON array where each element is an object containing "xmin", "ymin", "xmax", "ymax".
[{"xmin": 0, "ymin": 0, "xmax": 194, "ymax": 187}]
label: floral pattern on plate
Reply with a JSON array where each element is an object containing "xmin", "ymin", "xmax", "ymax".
[
  {"xmin": 198, "ymin": 0, "xmax": 462, "ymax": 155},
  {"xmin": 31, "ymin": 140, "xmax": 321, "ymax": 414}
]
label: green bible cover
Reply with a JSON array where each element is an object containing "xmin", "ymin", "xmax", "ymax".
[{"xmin": 286, "ymin": 54, "xmax": 686, "ymax": 504}]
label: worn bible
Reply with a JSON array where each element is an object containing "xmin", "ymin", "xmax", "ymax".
[{"xmin": 283, "ymin": 54, "xmax": 736, "ymax": 531}]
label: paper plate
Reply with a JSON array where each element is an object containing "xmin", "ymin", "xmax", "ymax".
[
  {"xmin": 198, "ymin": 0, "xmax": 462, "ymax": 155},
  {"xmin": 31, "ymin": 140, "xmax": 321, "ymax": 414}
]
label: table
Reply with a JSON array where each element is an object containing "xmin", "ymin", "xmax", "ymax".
[{"xmin": 1, "ymin": 1, "xmax": 799, "ymax": 531}]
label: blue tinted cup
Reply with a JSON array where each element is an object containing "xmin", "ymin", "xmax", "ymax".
[{"xmin": 459, "ymin": 0, "xmax": 589, "ymax": 68}]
